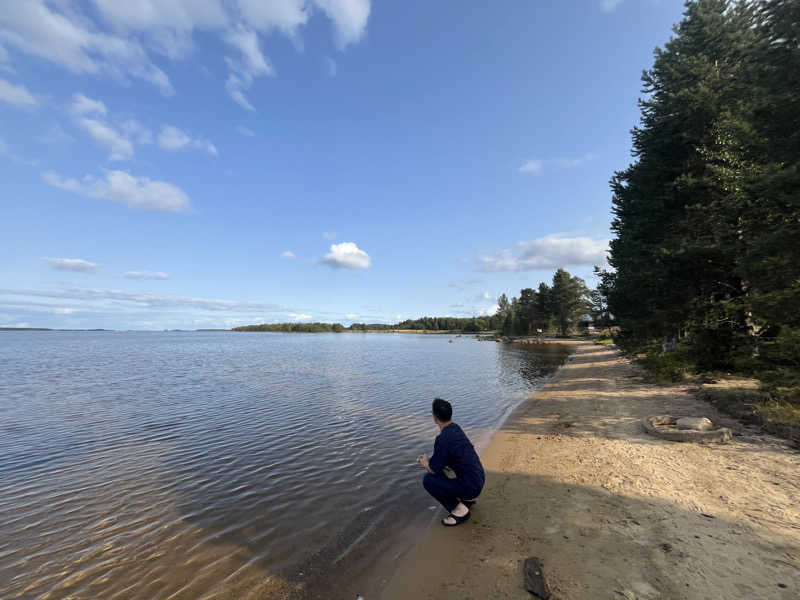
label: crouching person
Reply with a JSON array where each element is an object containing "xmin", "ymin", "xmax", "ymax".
[{"xmin": 417, "ymin": 398, "xmax": 485, "ymax": 526}]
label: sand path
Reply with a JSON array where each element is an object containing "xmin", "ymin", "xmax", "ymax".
[{"xmin": 380, "ymin": 342, "xmax": 800, "ymax": 599}]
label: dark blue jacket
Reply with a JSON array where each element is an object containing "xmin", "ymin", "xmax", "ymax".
[{"xmin": 429, "ymin": 423, "xmax": 485, "ymax": 493}]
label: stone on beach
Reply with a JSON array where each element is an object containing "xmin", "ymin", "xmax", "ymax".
[
  {"xmin": 524, "ymin": 557, "xmax": 550, "ymax": 599},
  {"xmin": 676, "ymin": 417, "xmax": 714, "ymax": 431}
]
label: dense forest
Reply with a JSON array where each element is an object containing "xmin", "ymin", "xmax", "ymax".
[
  {"xmin": 234, "ymin": 267, "xmax": 598, "ymax": 335},
  {"xmin": 600, "ymin": 0, "xmax": 799, "ymax": 395}
]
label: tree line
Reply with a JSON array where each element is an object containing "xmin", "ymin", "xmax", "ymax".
[
  {"xmin": 233, "ymin": 268, "xmax": 597, "ymax": 335},
  {"xmin": 600, "ymin": 0, "xmax": 798, "ymax": 392}
]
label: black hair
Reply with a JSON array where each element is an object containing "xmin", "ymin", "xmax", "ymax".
[{"xmin": 432, "ymin": 397, "xmax": 452, "ymax": 422}]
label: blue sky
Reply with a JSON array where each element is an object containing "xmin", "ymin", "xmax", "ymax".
[{"xmin": 0, "ymin": 0, "xmax": 685, "ymax": 330}]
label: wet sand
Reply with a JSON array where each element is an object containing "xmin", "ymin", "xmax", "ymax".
[{"xmin": 380, "ymin": 342, "xmax": 800, "ymax": 599}]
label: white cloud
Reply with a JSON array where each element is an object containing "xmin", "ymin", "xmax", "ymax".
[
  {"xmin": 237, "ymin": 0, "xmax": 309, "ymax": 34},
  {"xmin": 323, "ymin": 231, "xmax": 338, "ymax": 240},
  {"xmin": 0, "ymin": 77, "xmax": 39, "ymax": 108},
  {"xmin": 236, "ymin": 125, "xmax": 255, "ymax": 137},
  {"xmin": 71, "ymin": 95, "xmax": 213, "ymax": 159},
  {"xmin": 224, "ymin": 26, "xmax": 274, "ymax": 111},
  {"xmin": 601, "ymin": 0, "xmax": 624, "ymax": 12},
  {"xmin": 552, "ymin": 153, "xmax": 598, "ymax": 168},
  {"xmin": 157, "ymin": 125, "xmax": 190, "ymax": 150},
  {"xmin": 121, "ymin": 119, "xmax": 153, "ymax": 144},
  {"xmin": 345, "ymin": 313, "xmax": 359, "ymax": 319},
  {"xmin": 289, "ymin": 312, "xmax": 312, "ymax": 321},
  {"xmin": 93, "ymin": 0, "xmax": 228, "ymax": 58},
  {"xmin": 156, "ymin": 124, "xmax": 216, "ymax": 154},
  {"xmin": 325, "ymin": 56, "xmax": 337, "ymax": 77},
  {"xmin": 45, "ymin": 257, "xmax": 99, "ymax": 272},
  {"xmin": 315, "ymin": 0, "xmax": 370, "ymax": 48},
  {"xmin": 70, "ymin": 93, "xmax": 107, "ymax": 116},
  {"xmin": 69, "ymin": 93, "xmax": 133, "ymax": 160},
  {"xmin": 0, "ymin": 285, "xmax": 286, "ymax": 313},
  {"xmin": 0, "ymin": 1, "xmax": 372, "ymax": 108},
  {"xmin": 280, "ymin": 250, "xmax": 296, "ymax": 259},
  {"xmin": 479, "ymin": 305, "xmax": 498, "ymax": 317},
  {"xmin": 519, "ymin": 159, "xmax": 542, "ymax": 175},
  {"xmin": 519, "ymin": 154, "xmax": 597, "ymax": 176},
  {"xmin": 123, "ymin": 271, "xmax": 169, "ymax": 280},
  {"xmin": 321, "ymin": 242, "xmax": 371, "ymax": 270},
  {"xmin": 478, "ymin": 235, "xmax": 609, "ymax": 272},
  {"xmin": 43, "ymin": 169, "xmax": 190, "ymax": 212},
  {"xmin": 79, "ymin": 117, "xmax": 135, "ymax": 160},
  {"xmin": 0, "ymin": 1, "xmax": 173, "ymax": 95},
  {"xmin": 447, "ymin": 279, "xmax": 482, "ymax": 289}
]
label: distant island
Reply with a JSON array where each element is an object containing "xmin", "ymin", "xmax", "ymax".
[{"xmin": 232, "ymin": 318, "xmax": 492, "ymax": 334}]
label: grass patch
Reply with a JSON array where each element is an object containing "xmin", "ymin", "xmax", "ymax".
[
  {"xmin": 697, "ymin": 385, "xmax": 800, "ymax": 447},
  {"xmin": 594, "ymin": 337, "xmax": 614, "ymax": 346}
]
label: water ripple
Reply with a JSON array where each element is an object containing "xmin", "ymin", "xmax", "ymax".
[{"xmin": 0, "ymin": 331, "xmax": 571, "ymax": 599}]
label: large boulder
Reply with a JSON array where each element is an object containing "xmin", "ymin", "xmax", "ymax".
[{"xmin": 676, "ymin": 417, "xmax": 714, "ymax": 431}]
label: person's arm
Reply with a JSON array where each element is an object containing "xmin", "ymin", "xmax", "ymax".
[{"xmin": 426, "ymin": 433, "xmax": 449, "ymax": 475}]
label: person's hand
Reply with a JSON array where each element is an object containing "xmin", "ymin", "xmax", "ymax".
[{"xmin": 416, "ymin": 454, "xmax": 428, "ymax": 468}]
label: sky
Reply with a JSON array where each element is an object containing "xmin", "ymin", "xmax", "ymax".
[{"xmin": 0, "ymin": 0, "xmax": 687, "ymax": 330}]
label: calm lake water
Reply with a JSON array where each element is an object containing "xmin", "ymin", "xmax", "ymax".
[{"xmin": 0, "ymin": 331, "xmax": 572, "ymax": 599}]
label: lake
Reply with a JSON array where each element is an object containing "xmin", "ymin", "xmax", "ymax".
[{"xmin": 0, "ymin": 331, "xmax": 573, "ymax": 599}]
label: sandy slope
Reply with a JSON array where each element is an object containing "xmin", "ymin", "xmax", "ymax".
[{"xmin": 380, "ymin": 342, "xmax": 800, "ymax": 599}]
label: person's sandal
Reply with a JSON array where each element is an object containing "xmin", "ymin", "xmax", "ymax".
[{"xmin": 441, "ymin": 511, "xmax": 471, "ymax": 526}]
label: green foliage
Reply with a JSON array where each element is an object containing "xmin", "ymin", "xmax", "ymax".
[
  {"xmin": 604, "ymin": 0, "xmax": 800, "ymax": 386},
  {"xmin": 550, "ymin": 269, "xmax": 590, "ymax": 336},
  {"xmin": 636, "ymin": 343, "xmax": 692, "ymax": 385}
]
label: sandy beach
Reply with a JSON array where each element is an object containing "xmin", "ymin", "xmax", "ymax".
[{"xmin": 380, "ymin": 341, "xmax": 800, "ymax": 599}]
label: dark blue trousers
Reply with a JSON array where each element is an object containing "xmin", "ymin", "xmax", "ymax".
[{"xmin": 423, "ymin": 472, "xmax": 482, "ymax": 512}]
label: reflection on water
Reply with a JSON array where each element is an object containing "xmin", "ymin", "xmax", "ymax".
[{"xmin": 0, "ymin": 331, "xmax": 572, "ymax": 599}]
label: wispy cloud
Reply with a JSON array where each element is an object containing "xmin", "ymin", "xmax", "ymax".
[
  {"xmin": 38, "ymin": 124, "xmax": 75, "ymax": 145},
  {"xmin": 323, "ymin": 231, "xmax": 338, "ymax": 240},
  {"xmin": 224, "ymin": 26, "xmax": 275, "ymax": 111},
  {"xmin": 280, "ymin": 250, "xmax": 296, "ymax": 260},
  {"xmin": 552, "ymin": 153, "xmax": 598, "ymax": 168},
  {"xmin": 600, "ymin": 0, "xmax": 625, "ymax": 12},
  {"xmin": 477, "ymin": 234, "xmax": 609, "ymax": 272},
  {"xmin": 0, "ymin": 1, "xmax": 174, "ymax": 95},
  {"xmin": 321, "ymin": 242, "xmax": 371, "ymax": 270},
  {"xmin": 236, "ymin": 125, "xmax": 255, "ymax": 137},
  {"xmin": 69, "ymin": 93, "xmax": 134, "ymax": 161},
  {"xmin": 45, "ymin": 257, "xmax": 99, "ymax": 272},
  {"xmin": 519, "ymin": 153, "xmax": 597, "ymax": 176},
  {"xmin": 518, "ymin": 159, "xmax": 542, "ymax": 175},
  {"xmin": 448, "ymin": 279, "xmax": 482, "ymax": 290},
  {"xmin": 43, "ymin": 169, "xmax": 191, "ymax": 213},
  {"xmin": 345, "ymin": 313, "xmax": 360, "ymax": 319},
  {"xmin": 0, "ymin": 77, "xmax": 39, "ymax": 108},
  {"xmin": 289, "ymin": 312, "xmax": 312, "ymax": 321},
  {"xmin": 157, "ymin": 125, "xmax": 217, "ymax": 155},
  {"xmin": 0, "ymin": 286, "xmax": 287, "ymax": 313},
  {"xmin": 123, "ymin": 271, "xmax": 168, "ymax": 280},
  {"xmin": 325, "ymin": 56, "xmax": 337, "ymax": 77},
  {"xmin": 0, "ymin": 1, "xmax": 372, "ymax": 108}
]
